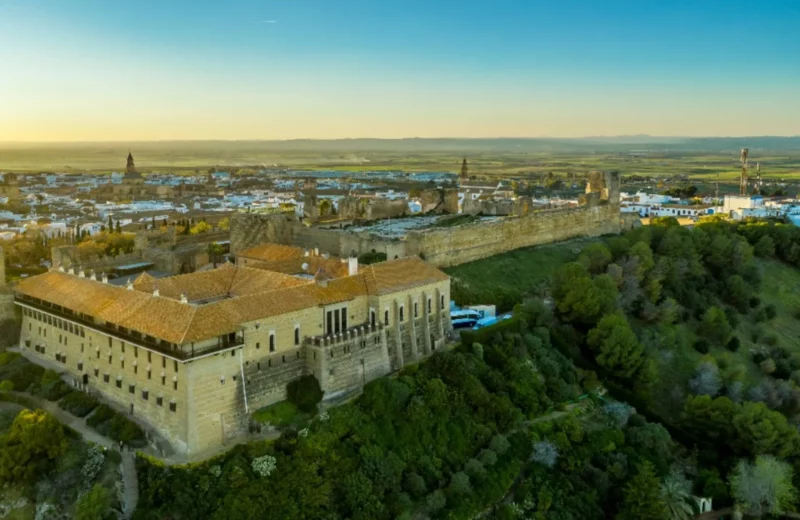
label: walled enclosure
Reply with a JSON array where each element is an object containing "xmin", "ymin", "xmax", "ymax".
[{"xmin": 232, "ymin": 171, "xmax": 623, "ymax": 267}]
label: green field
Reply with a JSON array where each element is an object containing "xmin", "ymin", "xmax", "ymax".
[
  {"xmin": 2, "ymin": 139, "xmax": 799, "ymax": 185},
  {"xmin": 444, "ymin": 237, "xmax": 598, "ymax": 311}
]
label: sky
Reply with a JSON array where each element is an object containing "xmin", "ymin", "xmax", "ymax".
[{"xmin": 0, "ymin": 0, "xmax": 798, "ymax": 141}]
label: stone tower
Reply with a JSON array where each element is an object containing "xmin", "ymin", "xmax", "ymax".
[
  {"xmin": 126, "ymin": 152, "xmax": 136, "ymax": 175},
  {"xmin": 459, "ymin": 158, "xmax": 468, "ymax": 180}
]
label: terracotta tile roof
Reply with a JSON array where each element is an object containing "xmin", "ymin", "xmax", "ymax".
[
  {"xmin": 15, "ymin": 256, "xmax": 448, "ymax": 345},
  {"xmin": 132, "ymin": 263, "xmax": 307, "ymax": 302}
]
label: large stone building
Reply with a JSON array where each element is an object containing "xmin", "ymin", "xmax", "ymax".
[{"xmin": 14, "ymin": 253, "xmax": 452, "ymax": 455}]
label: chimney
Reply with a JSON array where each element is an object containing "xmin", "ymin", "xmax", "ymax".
[
  {"xmin": 180, "ymin": 292, "xmax": 188, "ymax": 304},
  {"xmin": 101, "ymin": 272, "xmax": 108, "ymax": 284},
  {"xmin": 58, "ymin": 265, "xmax": 65, "ymax": 273},
  {"xmin": 348, "ymin": 257, "xmax": 358, "ymax": 276},
  {"xmin": 78, "ymin": 268, "xmax": 85, "ymax": 278},
  {"xmin": 67, "ymin": 266, "xmax": 75, "ymax": 275},
  {"xmin": 89, "ymin": 270, "xmax": 97, "ymax": 281},
  {"xmin": 152, "ymin": 283, "xmax": 159, "ymax": 298},
  {"xmin": 314, "ymin": 247, "xmax": 319, "ymax": 256},
  {"xmin": 126, "ymin": 278, "xmax": 133, "ymax": 290}
]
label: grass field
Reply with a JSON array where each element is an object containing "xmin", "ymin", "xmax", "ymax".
[
  {"xmin": 2, "ymin": 140, "xmax": 799, "ymax": 183},
  {"xmin": 444, "ymin": 237, "xmax": 598, "ymax": 311}
]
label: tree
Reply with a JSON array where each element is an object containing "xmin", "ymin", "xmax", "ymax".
[
  {"xmin": 553, "ymin": 263, "xmax": 617, "ymax": 325},
  {"xmin": 190, "ymin": 221, "xmax": 213, "ymax": 235},
  {"xmin": 579, "ymin": 243, "xmax": 612, "ymax": 274},
  {"xmin": 531, "ymin": 440, "xmax": 559, "ymax": 467},
  {"xmin": 732, "ymin": 401, "xmax": 800, "ymax": 458},
  {"xmin": 617, "ymin": 461, "xmax": 668, "ymax": 520},
  {"xmin": 730, "ymin": 456, "xmax": 796, "ymax": 517},
  {"xmin": 587, "ymin": 313, "xmax": 644, "ymax": 379},
  {"xmin": 754, "ymin": 235, "xmax": 775, "ymax": 258},
  {"xmin": 0, "ymin": 409, "xmax": 67, "ymax": 483},
  {"xmin": 287, "ymin": 375, "xmax": 323, "ymax": 413},
  {"xmin": 700, "ymin": 306, "xmax": 733, "ymax": 346},
  {"xmin": 207, "ymin": 243, "xmax": 225, "ymax": 267},
  {"xmin": 660, "ymin": 470, "xmax": 694, "ymax": 520},
  {"xmin": 75, "ymin": 484, "xmax": 112, "ymax": 520},
  {"xmin": 449, "ymin": 471, "xmax": 471, "ymax": 495},
  {"xmin": 688, "ymin": 361, "xmax": 721, "ymax": 397}
]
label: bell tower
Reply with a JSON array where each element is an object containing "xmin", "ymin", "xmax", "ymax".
[{"xmin": 126, "ymin": 151, "xmax": 136, "ymax": 175}]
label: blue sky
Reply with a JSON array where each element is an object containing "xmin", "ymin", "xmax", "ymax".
[{"xmin": 0, "ymin": 0, "xmax": 798, "ymax": 140}]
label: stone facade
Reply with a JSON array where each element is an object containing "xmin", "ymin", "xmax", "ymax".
[{"xmin": 15, "ymin": 262, "xmax": 451, "ymax": 456}]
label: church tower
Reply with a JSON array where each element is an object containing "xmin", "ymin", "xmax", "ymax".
[
  {"xmin": 126, "ymin": 151, "xmax": 136, "ymax": 174},
  {"xmin": 459, "ymin": 158, "xmax": 468, "ymax": 180}
]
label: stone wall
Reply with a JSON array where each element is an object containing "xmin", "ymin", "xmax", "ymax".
[{"xmin": 406, "ymin": 204, "xmax": 622, "ymax": 267}]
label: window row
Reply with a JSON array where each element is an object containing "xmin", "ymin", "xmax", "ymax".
[
  {"xmin": 91, "ymin": 367, "xmax": 178, "ymax": 389},
  {"xmin": 24, "ymin": 308, "xmax": 87, "ymax": 338},
  {"xmin": 254, "ymin": 327, "xmax": 301, "ymax": 353}
]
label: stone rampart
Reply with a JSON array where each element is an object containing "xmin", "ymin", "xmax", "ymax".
[{"xmin": 407, "ymin": 204, "xmax": 622, "ymax": 267}]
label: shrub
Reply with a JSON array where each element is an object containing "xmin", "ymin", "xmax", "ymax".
[
  {"xmin": 760, "ymin": 359, "xmax": 777, "ymax": 375},
  {"xmin": 8, "ymin": 363, "xmax": 44, "ymax": 392},
  {"xmin": 0, "ymin": 352, "xmax": 21, "ymax": 366},
  {"xmin": 764, "ymin": 304, "xmax": 778, "ymax": 320},
  {"xmin": 86, "ymin": 404, "xmax": 115, "ymax": 428},
  {"xmin": 59, "ymin": 391, "xmax": 99, "ymax": 417},
  {"xmin": 251, "ymin": 455, "xmax": 277, "ymax": 477},
  {"xmin": 749, "ymin": 296, "xmax": 761, "ymax": 309},
  {"xmin": 286, "ymin": 375, "xmax": 323, "ymax": 413},
  {"xmin": 109, "ymin": 414, "xmax": 145, "ymax": 444},
  {"xmin": 763, "ymin": 334, "xmax": 778, "ymax": 346},
  {"xmin": 726, "ymin": 336, "xmax": 741, "ymax": 352},
  {"xmin": 693, "ymin": 340, "xmax": 709, "ymax": 354},
  {"xmin": 0, "ymin": 380, "xmax": 13, "ymax": 392},
  {"xmin": 37, "ymin": 379, "xmax": 71, "ymax": 401}
]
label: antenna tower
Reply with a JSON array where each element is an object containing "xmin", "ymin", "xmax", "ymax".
[
  {"xmin": 715, "ymin": 171, "xmax": 719, "ymax": 202},
  {"xmin": 739, "ymin": 148, "xmax": 749, "ymax": 196}
]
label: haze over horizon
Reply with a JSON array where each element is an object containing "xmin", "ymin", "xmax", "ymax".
[{"xmin": 1, "ymin": 0, "xmax": 798, "ymax": 142}]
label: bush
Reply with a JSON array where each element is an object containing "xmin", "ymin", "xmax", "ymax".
[
  {"xmin": 726, "ymin": 336, "xmax": 741, "ymax": 352},
  {"xmin": 37, "ymin": 379, "xmax": 72, "ymax": 401},
  {"xmin": 0, "ymin": 352, "xmax": 21, "ymax": 366},
  {"xmin": 86, "ymin": 404, "xmax": 115, "ymax": 428},
  {"xmin": 286, "ymin": 375, "xmax": 323, "ymax": 413},
  {"xmin": 763, "ymin": 334, "xmax": 778, "ymax": 346},
  {"xmin": 59, "ymin": 391, "xmax": 99, "ymax": 417},
  {"xmin": 7, "ymin": 363, "xmax": 44, "ymax": 392},
  {"xmin": 749, "ymin": 296, "xmax": 761, "ymax": 309},
  {"xmin": 109, "ymin": 414, "xmax": 145, "ymax": 444},
  {"xmin": 693, "ymin": 340, "xmax": 709, "ymax": 354},
  {"xmin": 764, "ymin": 304, "xmax": 778, "ymax": 320}
]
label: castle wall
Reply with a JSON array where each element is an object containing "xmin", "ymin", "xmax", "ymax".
[{"xmin": 406, "ymin": 204, "xmax": 622, "ymax": 267}]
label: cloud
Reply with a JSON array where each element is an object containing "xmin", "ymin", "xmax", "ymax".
[{"xmin": 257, "ymin": 20, "xmax": 277, "ymax": 24}]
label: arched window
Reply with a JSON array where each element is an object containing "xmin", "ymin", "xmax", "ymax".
[
  {"xmin": 269, "ymin": 334, "xmax": 276, "ymax": 352},
  {"xmin": 399, "ymin": 306, "xmax": 404, "ymax": 322},
  {"xmin": 294, "ymin": 327, "xmax": 300, "ymax": 346},
  {"xmin": 384, "ymin": 310, "xmax": 389, "ymax": 326}
]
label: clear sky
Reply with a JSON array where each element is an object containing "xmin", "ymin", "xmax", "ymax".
[{"xmin": 1, "ymin": 0, "xmax": 798, "ymax": 141}]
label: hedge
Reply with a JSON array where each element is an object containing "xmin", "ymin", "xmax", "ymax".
[{"xmin": 59, "ymin": 391, "xmax": 100, "ymax": 417}]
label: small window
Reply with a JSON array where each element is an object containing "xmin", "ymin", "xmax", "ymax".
[
  {"xmin": 282, "ymin": 355, "xmax": 286, "ymax": 363},
  {"xmin": 257, "ymin": 362, "xmax": 261, "ymax": 370},
  {"xmin": 161, "ymin": 376, "xmax": 166, "ymax": 385},
  {"xmin": 121, "ymin": 360, "xmax": 124, "ymax": 369},
  {"xmin": 173, "ymin": 380, "xmax": 178, "ymax": 391},
  {"xmin": 142, "ymin": 390, "xmax": 149, "ymax": 400},
  {"xmin": 269, "ymin": 334, "xmax": 275, "ymax": 352},
  {"xmin": 169, "ymin": 402, "xmax": 177, "ymax": 412},
  {"xmin": 81, "ymin": 343, "xmax": 84, "ymax": 353},
  {"xmin": 121, "ymin": 343, "xmax": 125, "ymax": 354},
  {"xmin": 399, "ymin": 306, "xmax": 404, "ymax": 322},
  {"xmin": 94, "ymin": 368, "xmax": 99, "ymax": 377},
  {"xmin": 440, "ymin": 295, "xmax": 445, "ymax": 310},
  {"xmin": 97, "ymin": 350, "xmax": 100, "ymax": 359},
  {"xmin": 134, "ymin": 365, "xmax": 138, "ymax": 375},
  {"xmin": 162, "ymin": 356, "xmax": 166, "ymax": 368},
  {"xmin": 148, "ymin": 351, "xmax": 152, "ymax": 363},
  {"xmin": 156, "ymin": 396, "xmax": 163, "ymax": 406},
  {"xmin": 384, "ymin": 310, "xmax": 389, "ymax": 326},
  {"xmin": 294, "ymin": 327, "xmax": 300, "ymax": 346},
  {"xmin": 108, "ymin": 337, "xmax": 112, "ymax": 348},
  {"xmin": 256, "ymin": 342, "xmax": 260, "ymax": 350},
  {"xmin": 104, "ymin": 374, "xmax": 109, "ymax": 383},
  {"xmin": 174, "ymin": 360, "xmax": 178, "ymax": 372},
  {"xmin": 78, "ymin": 361, "xmax": 83, "ymax": 371},
  {"xmin": 116, "ymin": 379, "xmax": 122, "ymax": 388},
  {"xmin": 128, "ymin": 384, "xmax": 135, "ymax": 394},
  {"xmin": 134, "ymin": 347, "xmax": 138, "ymax": 358},
  {"xmin": 414, "ymin": 302, "xmax": 418, "ymax": 318},
  {"xmin": 147, "ymin": 370, "xmax": 151, "ymax": 380}
]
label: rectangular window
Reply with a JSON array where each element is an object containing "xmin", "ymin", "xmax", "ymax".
[
  {"xmin": 334, "ymin": 309, "xmax": 340, "ymax": 333},
  {"xmin": 162, "ymin": 356, "xmax": 166, "ymax": 368},
  {"xmin": 342, "ymin": 310, "xmax": 347, "ymax": 331},
  {"xmin": 269, "ymin": 334, "xmax": 275, "ymax": 352},
  {"xmin": 161, "ymin": 376, "xmax": 166, "ymax": 385},
  {"xmin": 128, "ymin": 384, "xmax": 135, "ymax": 394},
  {"xmin": 169, "ymin": 402, "xmax": 176, "ymax": 412},
  {"xmin": 94, "ymin": 368, "xmax": 99, "ymax": 377},
  {"xmin": 108, "ymin": 354, "xmax": 112, "ymax": 364},
  {"xmin": 326, "ymin": 311, "xmax": 333, "ymax": 335},
  {"xmin": 256, "ymin": 342, "xmax": 260, "ymax": 350},
  {"xmin": 103, "ymin": 374, "xmax": 109, "ymax": 383},
  {"xmin": 108, "ymin": 337, "xmax": 112, "ymax": 348},
  {"xmin": 120, "ymin": 341, "xmax": 124, "ymax": 353},
  {"xmin": 121, "ymin": 360, "xmax": 124, "ymax": 369},
  {"xmin": 173, "ymin": 380, "xmax": 178, "ymax": 391},
  {"xmin": 400, "ymin": 306, "xmax": 404, "ymax": 322},
  {"xmin": 174, "ymin": 360, "xmax": 178, "ymax": 372},
  {"xmin": 81, "ymin": 343, "xmax": 84, "ymax": 353},
  {"xmin": 440, "ymin": 295, "xmax": 445, "ymax": 310},
  {"xmin": 134, "ymin": 347, "xmax": 138, "ymax": 358},
  {"xmin": 147, "ymin": 370, "xmax": 151, "ymax": 380},
  {"xmin": 78, "ymin": 361, "xmax": 83, "ymax": 371},
  {"xmin": 156, "ymin": 396, "xmax": 163, "ymax": 406},
  {"xmin": 96, "ymin": 350, "xmax": 100, "ymax": 359},
  {"xmin": 134, "ymin": 365, "xmax": 138, "ymax": 375},
  {"xmin": 294, "ymin": 327, "xmax": 300, "ymax": 346},
  {"xmin": 142, "ymin": 390, "xmax": 149, "ymax": 400},
  {"xmin": 116, "ymin": 379, "xmax": 122, "ymax": 388},
  {"xmin": 384, "ymin": 310, "xmax": 389, "ymax": 326},
  {"xmin": 148, "ymin": 351, "xmax": 151, "ymax": 363}
]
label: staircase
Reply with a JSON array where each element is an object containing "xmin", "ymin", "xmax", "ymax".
[{"xmin": 121, "ymin": 451, "xmax": 139, "ymax": 519}]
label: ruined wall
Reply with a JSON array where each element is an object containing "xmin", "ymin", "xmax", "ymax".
[
  {"xmin": 230, "ymin": 212, "xmax": 296, "ymax": 253},
  {"xmin": 408, "ymin": 204, "xmax": 622, "ymax": 267},
  {"xmin": 419, "ymin": 188, "xmax": 459, "ymax": 214}
]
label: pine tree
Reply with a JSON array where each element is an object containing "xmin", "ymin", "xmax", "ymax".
[
  {"xmin": 115, "ymin": 221, "xmax": 122, "ymax": 234},
  {"xmin": 617, "ymin": 461, "xmax": 668, "ymax": 520}
]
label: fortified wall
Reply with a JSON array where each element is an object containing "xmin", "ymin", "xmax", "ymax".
[{"xmin": 232, "ymin": 171, "xmax": 623, "ymax": 268}]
